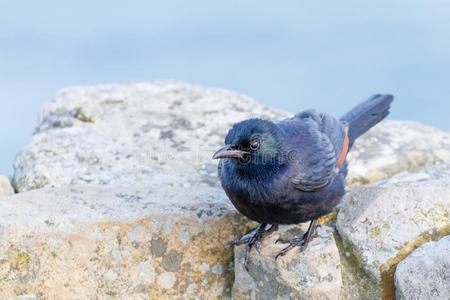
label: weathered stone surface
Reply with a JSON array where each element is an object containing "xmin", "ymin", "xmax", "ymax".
[
  {"xmin": 0, "ymin": 175, "xmax": 14, "ymax": 198},
  {"xmin": 346, "ymin": 120, "xmax": 450, "ymax": 186},
  {"xmin": 336, "ymin": 163, "xmax": 450, "ymax": 299},
  {"xmin": 335, "ymin": 233, "xmax": 382, "ymax": 300},
  {"xmin": 12, "ymin": 81, "xmax": 286, "ymax": 192},
  {"xmin": 13, "ymin": 82, "xmax": 450, "ymax": 193},
  {"xmin": 395, "ymin": 235, "xmax": 450, "ymax": 300},
  {"xmin": 10, "ymin": 81, "xmax": 450, "ymax": 298},
  {"xmin": 232, "ymin": 225, "xmax": 342, "ymax": 300},
  {"xmin": 0, "ymin": 184, "xmax": 253, "ymax": 299}
]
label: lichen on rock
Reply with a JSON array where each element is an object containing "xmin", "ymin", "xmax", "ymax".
[
  {"xmin": 347, "ymin": 121, "xmax": 450, "ymax": 186},
  {"xmin": 13, "ymin": 81, "xmax": 286, "ymax": 193},
  {"xmin": 336, "ymin": 163, "xmax": 450, "ymax": 299},
  {"xmin": 395, "ymin": 235, "xmax": 450, "ymax": 300},
  {"xmin": 0, "ymin": 184, "xmax": 254, "ymax": 299}
]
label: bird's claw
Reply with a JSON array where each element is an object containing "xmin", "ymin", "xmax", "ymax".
[
  {"xmin": 274, "ymin": 220, "xmax": 318, "ymax": 260},
  {"xmin": 275, "ymin": 237, "xmax": 305, "ymax": 260},
  {"xmin": 232, "ymin": 236, "xmax": 251, "ymax": 246},
  {"xmin": 275, "ymin": 238, "xmax": 289, "ymax": 244},
  {"xmin": 234, "ymin": 224, "xmax": 279, "ymax": 271}
]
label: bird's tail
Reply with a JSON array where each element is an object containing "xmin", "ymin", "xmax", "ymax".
[{"xmin": 340, "ymin": 94, "xmax": 393, "ymax": 147}]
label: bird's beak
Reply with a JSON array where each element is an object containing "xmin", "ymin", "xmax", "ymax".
[{"xmin": 212, "ymin": 144, "xmax": 249, "ymax": 159}]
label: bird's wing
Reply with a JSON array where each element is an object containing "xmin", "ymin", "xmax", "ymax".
[{"xmin": 291, "ymin": 110, "xmax": 348, "ymax": 192}]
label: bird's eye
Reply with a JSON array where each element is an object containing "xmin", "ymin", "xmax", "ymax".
[{"xmin": 250, "ymin": 138, "xmax": 260, "ymax": 150}]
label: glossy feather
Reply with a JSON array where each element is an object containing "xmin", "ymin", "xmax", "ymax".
[{"xmin": 217, "ymin": 95, "xmax": 393, "ymax": 224}]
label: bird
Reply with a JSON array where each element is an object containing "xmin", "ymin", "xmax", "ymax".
[{"xmin": 213, "ymin": 94, "xmax": 393, "ymax": 268}]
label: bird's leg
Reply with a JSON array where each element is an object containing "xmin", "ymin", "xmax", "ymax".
[
  {"xmin": 275, "ymin": 219, "xmax": 318, "ymax": 260},
  {"xmin": 234, "ymin": 223, "xmax": 279, "ymax": 270},
  {"xmin": 234, "ymin": 223, "xmax": 279, "ymax": 246}
]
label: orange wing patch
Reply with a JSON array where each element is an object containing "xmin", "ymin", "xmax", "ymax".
[{"xmin": 337, "ymin": 129, "xmax": 349, "ymax": 169}]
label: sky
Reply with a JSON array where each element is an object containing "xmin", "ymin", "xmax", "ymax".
[{"xmin": 1, "ymin": 0, "xmax": 450, "ymax": 175}]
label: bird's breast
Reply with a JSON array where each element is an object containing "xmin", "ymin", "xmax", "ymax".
[{"xmin": 219, "ymin": 162, "xmax": 345, "ymax": 224}]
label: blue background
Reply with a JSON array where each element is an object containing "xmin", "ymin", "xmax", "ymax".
[{"xmin": 1, "ymin": 0, "xmax": 450, "ymax": 175}]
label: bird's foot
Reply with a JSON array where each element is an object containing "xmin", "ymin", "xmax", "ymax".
[
  {"xmin": 234, "ymin": 223, "xmax": 279, "ymax": 271},
  {"xmin": 275, "ymin": 219, "xmax": 319, "ymax": 260}
]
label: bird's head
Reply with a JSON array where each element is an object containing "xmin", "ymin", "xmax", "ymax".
[{"xmin": 213, "ymin": 118, "xmax": 287, "ymax": 168}]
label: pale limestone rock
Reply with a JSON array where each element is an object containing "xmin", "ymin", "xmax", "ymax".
[
  {"xmin": 395, "ymin": 235, "xmax": 450, "ymax": 300},
  {"xmin": 13, "ymin": 82, "xmax": 450, "ymax": 193},
  {"xmin": 10, "ymin": 81, "xmax": 450, "ymax": 299},
  {"xmin": 0, "ymin": 175, "xmax": 14, "ymax": 198},
  {"xmin": 347, "ymin": 120, "xmax": 450, "ymax": 186},
  {"xmin": 0, "ymin": 184, "xmax": 253, "ymax": 299},
  {"xmin": 336, "ymin": 163, "xmax": 450, "ymax": 298},
  {"xmin": 12, "ymin": 81, "xmax": 286, "ymax": 192},
  {"xmin": 232, "ymin": 225, "xmax": 342, "ymax": 300}
]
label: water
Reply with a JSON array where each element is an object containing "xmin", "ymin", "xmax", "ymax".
[{"xmin": 1, "ymin": 0, "xmax": 450, "ymax": 175}]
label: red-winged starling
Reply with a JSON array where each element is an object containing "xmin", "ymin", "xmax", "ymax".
[{"xmin": 213, "ymin": 94, "xmax": 393, "ymax": 269}]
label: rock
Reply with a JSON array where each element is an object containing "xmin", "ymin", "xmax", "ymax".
[
  {"xmin": 336, "ymin": 233, "xmax": 382, "ymax": 300},
  {"xmin": 0, "ymin": 184, "xmax": 254, "ymax": 299},
  {"xmin": 395, "ymin": 235, "xmax": 450, "ymax": 300},
  {"xmin": 10, "ymin": 81, "xmax": 450, "ymax": 298},
  {"xmin": 12, "ymin": 81, "xmax": 286, "ymax": 192},
  {"xmin": 13, "ymin": 82, "xmax": 450, "ymax": 193},
  {"xmin": 336, "ymin": 163, "xmax": 450, "ymax": 299},
  {"xmin": 0, "ymin": 175, "xmax": 14, "ymax": 198},
  {"xmin": 347, "ymin": 120, "xmax": 450, "ymax": 186},
  {"xmin": 232, "ymin": 225, "xmax": 342, "ymax": 300}
]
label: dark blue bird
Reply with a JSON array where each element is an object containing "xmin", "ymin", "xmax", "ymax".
[{"xmin": 213, "ymin": 94, "xmax": 393, "ymax": 267}]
